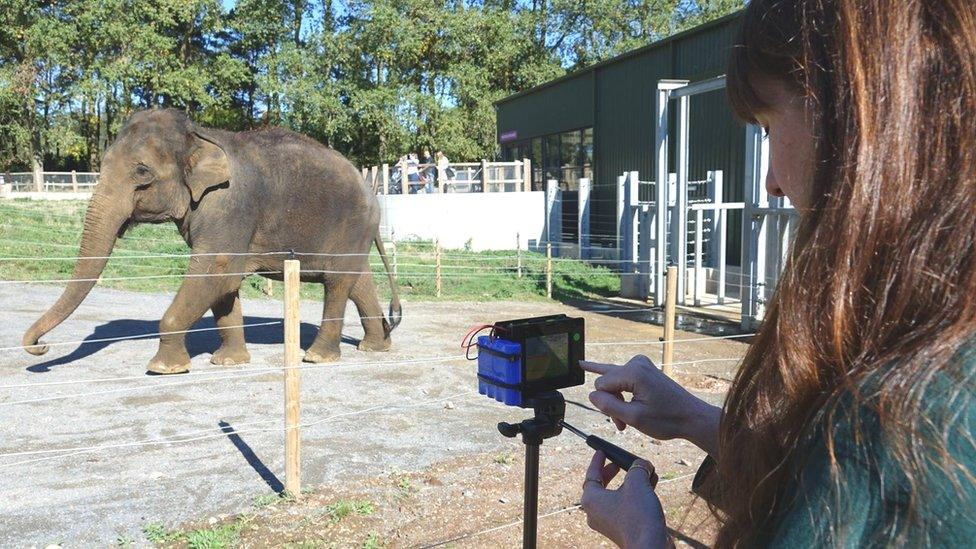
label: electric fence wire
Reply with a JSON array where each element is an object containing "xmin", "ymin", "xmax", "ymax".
[
  {"xmin": 0, "ymin": 355, "xmax": 745, "ymax": 408},
  {"xmin": 0, "ymin": 263, "xmax": 780, "ymax": 285},
  {"xmin": 0, "ymin": 242, "xmax": 788, "ymax": 292},
  {"xmin": 0, "ymin": 391, "xmax": 473, "ymax": 469},
  {"xmin": 0, "ymin": 353, "xmax": 469, "ymax": 388},
  {"xmin": 0, "ymin": 305, "xmax": 751, "ymax": 355}
]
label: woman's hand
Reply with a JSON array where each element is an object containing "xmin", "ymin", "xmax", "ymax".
[
  {"xmin": 581, "ymin": 451, "xmax": 670, "ymax": 548},
  {"xmin": 581, "ymin": 355, "xmax": 721, "ymax": 456}
]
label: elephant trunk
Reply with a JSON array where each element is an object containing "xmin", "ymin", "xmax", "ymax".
[{"xmin": 22, "ymin": 190, "xmax": 127, "ymax": 355}]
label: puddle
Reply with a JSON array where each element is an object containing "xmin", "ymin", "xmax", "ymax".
[{"xmin": 581, "ymin": 306, "xmax": 748, "ymax": 338}]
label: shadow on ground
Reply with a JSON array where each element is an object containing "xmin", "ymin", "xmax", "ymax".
[
  {"xmin": 24, "ymin": 316, "xmax": 363, "ymax": 373},
  {"xmin": 219, "ymin": 420, "xmax": 284, "ymax": 494}
]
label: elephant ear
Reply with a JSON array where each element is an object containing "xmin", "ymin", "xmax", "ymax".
[{"xmin": 185, "ymin": 131, "xmax": 230, "ymax": 203}]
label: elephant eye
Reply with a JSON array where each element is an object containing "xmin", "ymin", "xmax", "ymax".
[{"xmin": 134, "ymin": 164, "xmax": 154, "ymax": 186}]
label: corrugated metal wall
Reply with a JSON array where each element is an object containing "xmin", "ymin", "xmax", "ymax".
[
  {"xmin": 496, "ymin": 12, "xmax": 746, "ymax": 263},
  {"xmin": 495, "ymin": 72, "xmax": 595, "ymax": 141}
]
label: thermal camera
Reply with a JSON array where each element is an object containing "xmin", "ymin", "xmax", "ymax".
[{"xmin": 475, "ymin": 314, "xmax": 585, "ymax": 407}]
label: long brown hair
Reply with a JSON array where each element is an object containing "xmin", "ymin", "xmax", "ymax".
[{"xmin": 718, "ymin": 0, "xmax": 976, "ymax": 546}]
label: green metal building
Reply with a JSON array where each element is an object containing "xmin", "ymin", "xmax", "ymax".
[{"xmin": 495, "ymin": 12, "xmax": 744, "ymax": 258}]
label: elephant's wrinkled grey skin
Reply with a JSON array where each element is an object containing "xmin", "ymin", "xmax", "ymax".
[{"xmin": 22, "ymin": 109, "xmax": 402, "ymax": 374}]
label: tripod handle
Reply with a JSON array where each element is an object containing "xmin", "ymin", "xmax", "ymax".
[{"xmin": 585, "ymin": 435, "xmax": 639, "ymax": 471}]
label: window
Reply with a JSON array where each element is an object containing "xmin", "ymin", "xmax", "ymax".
[
  {"xmin": 543, "ymin": 134, "xmax": 561, "ymax": 185},
  {"xmin": 582, "ymin": 128, "xmax": 593, "ymax": 180},
  {"xmin": 500, "ymin": 145, "xmax": 514, "ymax": 162},
  {"xmin": 560, "ymin": 130, "xmax": 582, "ymax": 190},
  {"xmin": 502, "ymin": 129, "xmax": 592, "ymax": 191},
  {"xmin": 532, "ymin": 137, "xmax": 543, "ymax": 190}
]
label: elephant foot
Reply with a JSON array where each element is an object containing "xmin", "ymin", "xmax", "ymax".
[
  {"xmin": 358, "ymin": 337, "xmax": 392, "ymax": 352},
  {"xmin": 147, "ymin": 349, "xmax": 192, "ymax": 375},
  {"xmin": 210, "ymin": 345, "xmax": 251, "ymax": 366},
  {"xmin": 303, "ymin": 343, "xmax": 341, "ymax": 363}
]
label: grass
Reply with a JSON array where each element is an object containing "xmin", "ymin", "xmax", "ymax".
[
  {"xmin": 142, "ymin": 515, "xmax": 254, "ymax": 548},
  {"xmin": 0, "ymin": 199, "xmax": 620, "ymax": 302},
  {"xmin": 325, "ymin": 499, "xmax": 375, "ymax": 522},
  {"xmin": 493, "ymin": 452, "xmax": 514, "ymax": 465},
  {"xmin": 362, "ymin": 532, "xmax": 384, "ymax": 549},
  {"xmin": 392, "ymin": 472, "xmax": 414, "ymax": 498}
]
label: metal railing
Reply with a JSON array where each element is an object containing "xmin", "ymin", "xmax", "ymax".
[{"xmin": 361, "ymin": 159, "xmax": 533, "ymax": 194}]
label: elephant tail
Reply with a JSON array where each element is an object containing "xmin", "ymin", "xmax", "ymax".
[{"xmin": 374, "ymin": 233, "xmax": 403, "ymax": 333}]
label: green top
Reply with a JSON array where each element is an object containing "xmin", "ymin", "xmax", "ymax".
[
  {"xmin": 761, "ymin": 341, "xmax": 976, "ymax": 547},
  {"xmin": 694, "ymin": 340, "xmax": 976, "ymax": 546}
]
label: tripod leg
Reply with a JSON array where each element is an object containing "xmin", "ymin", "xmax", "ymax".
[{"xmin": 523, "ymin": 442, "xmax": 540, "ymax": 549}]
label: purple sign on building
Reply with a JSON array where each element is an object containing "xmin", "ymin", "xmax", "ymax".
[{"xmin": 499, "ymin": 130, "xmax": 518, "ymax": 143}]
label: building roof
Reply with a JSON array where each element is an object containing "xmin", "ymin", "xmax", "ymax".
[{"xmin": 494, "ymin": 10, "xmax": 742, "ymax": 107}]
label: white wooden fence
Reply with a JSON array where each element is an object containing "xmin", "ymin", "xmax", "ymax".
[{"xmin": 1, "ymin": 171, "xmax": 99, "ymax": 194}]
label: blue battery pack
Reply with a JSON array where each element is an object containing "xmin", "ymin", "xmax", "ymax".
[{"xmin": 476, "ymin": 335, "xmax": 524, "ymax": 406}]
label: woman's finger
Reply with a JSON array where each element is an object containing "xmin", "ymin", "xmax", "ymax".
[
  {"xmin": 601, "ymin": 462, "xmax": 621, "ymax": 484},
  {"xmin": 589, "ymin": 390, "xmax": 641, "ymax": 426},
  {"xmin": 581, "ymin": 451, "xmax": 611, "ymax": 516},
  {"xmin": 585, "ymin": 450, "xmax": 608, "ymax": 486},
  {"xmin": 593, "ymin": 368, "xmax": 636, "ymax": 394},
  {"xmin": 624, "ymin": 458, "xmax": 658, "ymax": 489},
  {"xmin": 580, "ymin": 360, "xmax": 617, "ymax": 375}
]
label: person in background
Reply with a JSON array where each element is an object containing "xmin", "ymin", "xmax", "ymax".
[
  {"xmin": 435, "ymin": 150, "xmax": 452, "ymax": 191},
  {"xmin": 579, "ymin": 0, "xmax": 976, "ymax": 547},
  {"xmin": 405, "ymin": 153, "xmax": 422, "ymax": 194},
  {"xmin": 421, "ymin": 148, "xmax": 435, "ymax": 193}
]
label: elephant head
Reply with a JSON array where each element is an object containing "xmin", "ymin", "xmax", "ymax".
[{"xmin": 22, "ymin": 109, "xmax": 231, "ymax": 355}]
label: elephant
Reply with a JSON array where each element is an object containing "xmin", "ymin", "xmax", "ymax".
[{"xmin": 21, "ymin": 108, "xmax": 402, "ymax": 374}]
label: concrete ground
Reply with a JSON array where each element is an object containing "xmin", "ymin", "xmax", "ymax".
[{"xmin": 0, "ymin": 284, "xmax": 748, "ymax": 546}]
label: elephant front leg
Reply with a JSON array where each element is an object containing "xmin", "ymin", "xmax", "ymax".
[
  {"xmin": 209, "ymin": 290, "xmax": 251, "ymax": 366},
  {"xmin": 148, "ymin": 258, "xmax": 244, "ymax": 374}
]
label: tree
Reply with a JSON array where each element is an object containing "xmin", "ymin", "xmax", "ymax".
[{"xmin": 0, "ymin": 0, "xmax": 743, "ymax": 171}]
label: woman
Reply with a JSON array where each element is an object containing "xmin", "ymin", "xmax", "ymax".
[{"xmin": 580, "ymin": 0, "xmax": 976, "ymax": 546}]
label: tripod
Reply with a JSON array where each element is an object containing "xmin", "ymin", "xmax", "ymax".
[{"xmin": 497, "ymin": 391, "xmax": 566, "ymax": 549}]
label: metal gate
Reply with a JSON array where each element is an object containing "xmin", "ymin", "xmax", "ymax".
[{"xmin": 617, "ymin": 76, "xmax": 798, "ymax": 329}]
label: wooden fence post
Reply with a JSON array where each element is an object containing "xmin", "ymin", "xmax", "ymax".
[
  {"xmin": 382, "ymin": 163, "xmax": 390, "ymax": 195},
  {"xmin": 546, "ymin": 241, "xmax": 553, "ymax": 299},
  {"xmin": 481, "ymin": 159, "xmax": 489, "ymax": 192},
  {"xmin": 662, "ymin": 265, "xmax": 677, "ymax": 376},
  {"xmin": 516, "ymin": 232, "xmax": 522, "ymax": 279},
  {"xmin": 71, "ymin": 170, "xmax": 78, "ymax": 193},
  {"xmin": 283, "ymin": 259, "xmax": 302, "ymax": 497},
  {"xmin": 522, "ymin": 158, "xmax": 531, "ymax": 192},
  {"xmin": 263, "ymin": 277, "xmax": 274, "ymax": 297},
  {"xmin": 435, "ymin": 239, "xmax": 442, "ymax": 298}
]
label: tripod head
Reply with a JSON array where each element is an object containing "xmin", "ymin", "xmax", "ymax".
[{"xmin": 497, "ymin": 391, "xmax": 565, "ymax": 445}]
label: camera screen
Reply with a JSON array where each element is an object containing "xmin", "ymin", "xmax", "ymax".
[{"xmin": 524, "ymin": 332, "xmax": 569, "ymax": 381}]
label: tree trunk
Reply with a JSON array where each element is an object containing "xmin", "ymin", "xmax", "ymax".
[{"xmin": 28, "ymin": 109, "xmax": 43, "ymax": 192}]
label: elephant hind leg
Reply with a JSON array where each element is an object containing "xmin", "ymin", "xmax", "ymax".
[
  {"xmin": 350, "ymin": 271, "xmax": 392, "ymax": 352},
  {"xmin": 304, "ymin": 278, "xmax": 353, "ymax": 363},
  {"xmin": 210, "ymin": 290, "xmax": 251, "ymax": 366}
]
